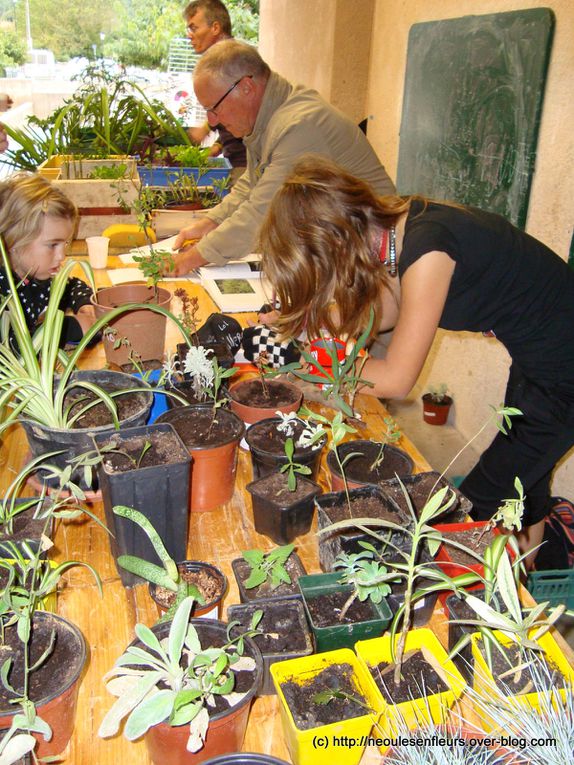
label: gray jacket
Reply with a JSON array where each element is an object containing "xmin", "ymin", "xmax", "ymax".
[{"xmin": 198, "ymin": 71, "xmax": 395, "ymax": 265}]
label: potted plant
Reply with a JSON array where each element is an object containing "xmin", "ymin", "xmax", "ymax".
[
  {"xmin": 379, "ymin": 470, "xmax": 471, "ymax": 525},
  {"xmin": 98, "ymin": 597, "xmax": 263, "ymax": 765},
  {"xmin": 228, "ymin": 358, "xmax": 303, "ymax": 425},
  {"xmin": 326, "ymin": 416, "xmax": 415, "ymax": 491},
  {"xmin": 0, "ymin": 526, "xmax": 101, "ymax": 758},
  {"xmin": 111, "ymin": 506, "xmax": 227, "ymax": 620},
  {"xmin": 227, "ymin": 597, "xmax": 314, "ymax": 695},
  {"xmin": 270, "ymin": 648, "xmax": 381, "ymax": 765},
  {"xmin": 422, "ymin": 384, "xmax": 453, "ymax": 425},
  {"xmin": 89, "ymin": 423, "xmax": 191, "ymax": 587},
  {"xmin": 246, "ymin": 435, "xmax": 322, "ymax": 545},
  {"xmin": 91, "ymin": 245, "xmax": 174, "ymax": 366},
  {"xmin": 137, "ymin": 144, "xmax": 232, "ymax": 188},
  {"xmin": 0, "ymin": 244, "xmax": 187, "ymax": 488},
  {"xmin": 277, "ymin": 311, "xmax": 375, "ymax": 418},
  {"xmin": 163, "ymin": 342, "xmax": 237, "ymax": 409},
  {"xmin": 157, "ymin": 348, "xmax": 244, "ymax": 511},
  {"xmin": 297, "ymin": 544, "xmax": 394, "ymax": 652},
  {"xmin": 231, "ymin": 544, "xmax": 307, "ymax": 603},
  {"xmin": 245, "ymin": 412, "xmax": 327, "ymax": 482}
]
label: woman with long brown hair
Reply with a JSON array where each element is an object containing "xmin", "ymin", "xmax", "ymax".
[{"xmin": 259, "ymin": 155, "xmax": 574, "ymax": 564}]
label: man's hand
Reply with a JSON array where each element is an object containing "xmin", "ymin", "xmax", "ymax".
[
  {"xmin": 171, "ymin": 244, "xmax": 209, "ymax": 276},
  {"xmin": 173, "ymin": 217, "xmax": 217, "ymax": 251}
]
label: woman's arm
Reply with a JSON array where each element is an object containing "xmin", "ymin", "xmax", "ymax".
[{"xmin": 362, "ymin": 250, "xmax": 455, "ymax": 399}]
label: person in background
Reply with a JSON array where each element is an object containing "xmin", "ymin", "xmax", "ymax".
[
  {"xmin": 0, "ymin": 173, "xmax": 97, "ymax": 343},
  {"xmin": 183, "ymin": 0, "xmax": 247, "ymax": 183},
  {"xmin": 171, "ymin": 40, "xmax": 395, "ymax": 275},
  {"xmin": 0, "ymin": 125, "xmax": 7, "ymax": 153},
  {"xmin": 258, "ymin": 155, "xmax": 574, "ymax": 567}
]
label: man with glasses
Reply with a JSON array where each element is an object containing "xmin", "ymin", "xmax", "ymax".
[
  {"xmin": 172, "ymin": 40, "xmax": 395, "ymax": 275},
  {"xmin": 183, "ymin": 0, "xmax": 247, "ymax": 182}
]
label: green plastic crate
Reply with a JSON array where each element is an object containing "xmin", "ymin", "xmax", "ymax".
[{"xmin": 527, "ymin": 569, "xmax": 574, "ymax": 610}]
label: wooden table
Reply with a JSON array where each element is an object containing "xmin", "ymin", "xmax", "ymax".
[{"xmin": 1, "ymin": 256, "xmax": 570, "ymax": 764}]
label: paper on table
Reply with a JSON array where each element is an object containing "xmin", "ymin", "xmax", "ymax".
[
  {"xmin": 107, "ymin": 268, "xmax": 200, "ymax": 285},
  {"xmin": 119, "ymin": 234, "xmax": 180, "ymax": 264}
]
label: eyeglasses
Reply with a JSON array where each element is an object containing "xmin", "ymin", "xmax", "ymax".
[{"xmin": 205, "ymin": 75, "xmax": 252, "ymax": 117}]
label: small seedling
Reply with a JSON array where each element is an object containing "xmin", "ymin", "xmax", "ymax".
[
  {"xmin": 369, "ymin": 416, "xmax": 402, "ymax": 471},
  {"xmin": 313, "ymin": 687, "xmax": 373, "ymax": 713},
  {"xmin": 174, "ymin": 288, "xmax": 201, "ymax": 344},
  {"xmin": 241, "ymin": 544, "xmax": 295, "ymax": 590},
  {"xmin": 334, "ymin": 540, "xmax": 393, "ymax": 620},
  {"xmin": 133, "ymin": 248, "xmax": 175, "ymax": 297},
  {"xmin": 427, "ymin": 383, "xmax": 449, "ymax": 403},
  {"xmin": 280, "ymin": 437, "xmax": 312, "ymax": 492}
]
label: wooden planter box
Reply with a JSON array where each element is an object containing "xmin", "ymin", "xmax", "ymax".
[{"xmin": 37, "ymin": 155, "xmax": 140, "ymax": 237}]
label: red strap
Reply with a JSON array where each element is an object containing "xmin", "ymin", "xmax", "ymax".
[{"xmin": 379, "ymin": 229, "xmax": 389, "ymax": 263}]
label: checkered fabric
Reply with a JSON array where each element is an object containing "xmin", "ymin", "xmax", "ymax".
[{"xmin": 241, "ymin": 325, "xmax": 301, "ymax": 369}]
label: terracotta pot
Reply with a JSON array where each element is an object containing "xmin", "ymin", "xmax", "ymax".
[
  {"xmin": 91, "ymin": 283, "xmax": 171, "ymax": 365},
  {"xmin": 422, "ymin": 393, "xmax": 453, "ymax": 425},
  {"xmin": 157, "ymin": 406, "xmax": 245, "ymax": 511},
  {"xmin": 0, "ymin": 613, "xmax": 86, "ymax": 758},
  {"xmin": 149, "ymin": 560, "xmax": 228, "ymax": 619},
  {"xmin": 142, "ymin": 619, "xmax": 262, "ymax": 765},
  {"xmin": 228, "ymin": 379, "xmax": 303, "ymax": 425}
]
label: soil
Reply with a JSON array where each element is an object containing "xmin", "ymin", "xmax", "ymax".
[
  {"xmin": 440, "ymin": 527, "xmax": 496, "ymax": 568},
  {"xmin": 321, "ymin": 492, "xmax": 406, "ymax": 525},
  {"xmin": 381, "ymin": 472, "xmax": 470, "ymax": 524},
  {"xmin": 369, "ymin": 650, "xmax": 448, "ymax": 704},
  {"xmin": 250, "ymin": 471, "xmax": 318, "ymax": 504},
  {"xmin": 0, "ymin": 617, "xmax": 83, "ymax": 711},
  {"xmin": 100, "ymin": 431, "xmax": 187, "ymax": 473},
  {"xmin": 484, "ymin": 644, "xmax": 561, "ymax": 695},
  {"xmin": 0, "ymin": 502, "xmax": 49, "ymax": 552},
  {"xmin": 165, "ymin": 380, "xmax": 209, "ymax": 408},
  {"xmin": 228, "ymin": 601, "xmax": 309, "ymax": 654},
  {"xmin": 65, "ymin": 386, "xmax": 148, "ymax": 430},
  {"xmin": 246, "ymin": 418, "xmax": 325, "ymax": 459},
  {"xmin": 152, "ymin": 564, "xmax": 224, "ymax": 610},
  {"xmin": 120, "ymin": 359, "xmax": 163, "ymax": 374},
  {"xmin": 230, "ymin": 379, "xmax": 301, "ymax": 409},
  {"xmin": 233, "ymin": 554, "xmax": 306, "ymax": 600},
  {"xmin": 306, "ymin": 589, "xmax": 379, "ymax": 627},
  {"xmin": 159, "ymin": 407, "xmax": 243, "ymax": 449},
  {"xmin": 329, "ymin": 441, "xmax": 414, "ymax": 483},
  {"xmin": 281, "ymin": 663, "xmax": 369, "ymax": 730}
]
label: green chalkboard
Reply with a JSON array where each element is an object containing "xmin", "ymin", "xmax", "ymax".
[{"xmin": 396, "ymin": 9, "xmax": 554, "ymax": 228}]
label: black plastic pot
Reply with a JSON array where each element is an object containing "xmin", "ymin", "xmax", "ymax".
[
  {"xmin": 316, "ymin": 485, "xmax": 408, "ymax": 572},
  {"xmin": 231, "ymin": 552, "xmax": 307, "ymax": 603},
  {"xmin": 245, "ymin": 417, "xmax": 326, "ymax": 482},
  {"xmin": 327, "ymin": 440, "xmax": 414, "ymax": 491},
  {"xmin": 227, "ymin": 597, "xmax": 313, "ymax": 695},
  {"xmin": 379, "ymin": 471, "xmax": 471, "ymax": 525},
  {"xmin": 246, "ymin": 472, "xmax": 322, "ymax": 545},
  {"xmin": 20, "ymin": 369, "xmax": 153, "ymax": 490},
  {"xmin": 0, "ymin": 497, "xmax": 52, "ymax": 556},
  {"xmin": 94, "ymin": 423, "xmax": 191, "ymax": 587},
  {"xmin": 176, "ymin": 341, "xmax": 235, "ymax": 371}
]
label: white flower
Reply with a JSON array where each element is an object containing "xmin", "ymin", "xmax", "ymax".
[
  {"xmin": 183, "ymin": 346, "xmax": 215, "ymax": 392},
  {"xmin": 162, "ymin": 351, "xmax": 179, "ymax": 383},
  {"xmin": 297, "ymin": 420, "xmax": 326, "ymax": 450},
  {"xmin": 275, "ymin": 411, "xmax": 298, "ymax": 437}
]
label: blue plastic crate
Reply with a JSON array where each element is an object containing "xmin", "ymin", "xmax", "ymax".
[
  {"xmin": 137, "ymin": 158, "xmax": 231, "ymax": 187},
  {"xmin": 527, "ymin": 569, "xmax": 574, "ymax": 610}
]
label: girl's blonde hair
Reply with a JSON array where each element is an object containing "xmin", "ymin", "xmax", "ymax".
[
  {"xmin": 259, "ymin": 155, "xmax": 413, "ymax": 342},
  {"xmin": 0, "ymin": 173, "xmax": 77, "ymax": 255}
]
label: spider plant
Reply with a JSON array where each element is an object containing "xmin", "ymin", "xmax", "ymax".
[{"xmin": 0, "ymin": 238, "xmax": 189, "ymax": 433}]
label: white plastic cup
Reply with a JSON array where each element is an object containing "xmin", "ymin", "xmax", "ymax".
[{"xmin": 85, "ymin": 236, "xmax": 110, "ymax": 269}]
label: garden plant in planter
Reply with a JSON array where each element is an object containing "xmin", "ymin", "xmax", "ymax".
[
  {"xmin": 297, "ymin": 543, "xmax": 394, "ymax": 652},
  {"xmin": 89, "ymin": 423, "xmax": 191, "ymax": 587},
  {"xmin": 98, "ymin": 597, "xmax": 263, "ymax": 765},
  {"xmin": 0, "ymin": 526, "xmax": 101, "ymax": 758},
  {"xmin": 0, "ymin": 246, "xmax": 191, "ymax": 488},
  {"xmin": 422, "ymin": 383, "xmax": 453, "ymax": 425},
  {"xmin": 245, "ymin": 412, "xmax": 327, "ymax": 482},
  {"xmin": 231, "ymin": 544, "xmax": 307, "ymax": 603},
  {"xmin": 112, "ymin": 506, "xmax": 227, "ymax": 620},
  {"xmin": 246, "ymin": 433, "xmax": 322, "ymax": 544},
  {"xmin": 163, "ymin": 341, "xmax": 237, "ymax": 409},
  {"xmin": 158, "ymin": 345, "xmax": 244, "ymax": 510},
  {"xmin": 229, "ymin": 353, "xmax": 303, "ymax": 425}
]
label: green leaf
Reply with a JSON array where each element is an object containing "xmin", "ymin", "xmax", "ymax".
[
  {"xmin": 168, "ymin": 597, "xmax": 194, "ymax": 666},
  {"xmin": 243, "ymin": 569, "xmax": 267, "ymax": 589},
  {"xmin": 124, "ymin": 689, "xmax": 176, "ymax": 740}
]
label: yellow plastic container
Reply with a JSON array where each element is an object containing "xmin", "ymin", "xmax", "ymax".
[
  {"xmin": 471, "ymin": 628, "xmax": 574, "ymax": 731},
  {"xmin": 355, "ymin": 628, "xmax": 466, "ymax": 741},
  {"xmin": 270, "ymin": 648, "xmax": 383, "ymax": 765},
  {"xmin": 102, "ymin": 223, "xmax": 156, "ymax": 248}
]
